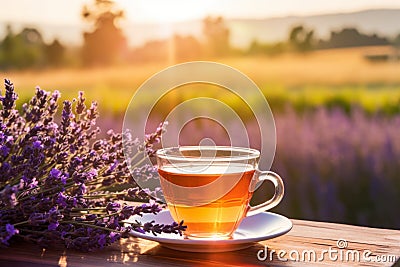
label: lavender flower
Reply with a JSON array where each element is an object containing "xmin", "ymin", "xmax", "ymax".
[
  {"xmin": 0, "ymin": 79, "xmax": 185, "ymax": 251},
  {"xmin": 133, "ymin": 219, "xmax": 186, "ymax": 236},
  {"xmin": 0, "ymin": 224, "xmax": 19, "ymax": 245}
]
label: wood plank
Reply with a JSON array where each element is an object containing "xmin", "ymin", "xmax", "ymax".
[{"xmin": 0, "ymin": 219, "xmax": 398, "ymax": 267}]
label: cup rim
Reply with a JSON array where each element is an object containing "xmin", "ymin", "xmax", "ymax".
[{"xmin": 156, "ymin": 146, "xmax": 260, "ymax": 162}]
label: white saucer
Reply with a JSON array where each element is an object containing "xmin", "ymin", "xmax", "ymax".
[{"xmin": 127, "ymin": 210, "xmax": 292, "ymax": 252}]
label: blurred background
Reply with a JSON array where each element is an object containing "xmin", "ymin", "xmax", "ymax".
[{"xmin": 0, "ymin": 0, "xmax": 399, "ymax": 229}]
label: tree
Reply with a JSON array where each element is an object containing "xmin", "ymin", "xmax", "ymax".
[
  {"xmin": 81, "ymin": 0, "xmax": 127, "ymax": 66},
  {"xmin": 393, "ymin": 33, "xmax": 400, "ymax": 48},
  {"xmin": 393, "ymin": 33, "xmax": 400, "ymax": 60},
  {"xmin": 0, "ymin": 25, "xmax": 66, "ymax": 70},
  {"xmin": 288, "ymin": 25, "xmax": 314, "ymax": 52},
  {"xmin": 202, "ymin": 16, "xmax": 230, "ymax": 57},
  {"xmin": 248, "ymin": 39, "xmax": 285, "ymax": 56},
  {"xmin": 173, "ymin": 35, "xmax": 203, "ymax": 61},
  {"xmin": 0, "ymin": 25, "xmax": 47, "ymax": 69},
  {"xmin": 45, "ymin": 39, "xmax": 65, "ymax": 67},
  {"xmin": 318, "ymin": 28, "xmax": 389, "ymax": 49}
]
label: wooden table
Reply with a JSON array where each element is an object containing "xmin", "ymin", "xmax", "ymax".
[{"xmin": 0, "ymin": 219, "xmax": 399, "ymax": 267}]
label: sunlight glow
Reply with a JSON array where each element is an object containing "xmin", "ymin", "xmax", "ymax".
[
  {"xmin": 1, "ymin": 0, "xmax": 400, "ymax": 25},
  {"xmin": 117, "ymin": 0, "xmax": 211, "ymax": 23}
]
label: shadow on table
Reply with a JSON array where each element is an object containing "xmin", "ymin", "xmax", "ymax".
[
  {"xmin": 0, "ymin": 238, "xmax": 293, "ymax": 266},
  {"xmin": 142, "ymin": 243, "xmax": 289, "ymax": 266}
]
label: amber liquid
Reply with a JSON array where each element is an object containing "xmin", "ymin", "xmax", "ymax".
[{"xmin": 158, "ymin": 164, "xmax": 255, "ymax": 239}]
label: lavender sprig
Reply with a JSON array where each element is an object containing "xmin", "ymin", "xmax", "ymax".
[{"xmin": 133, "ymin": 220, "xmax": 186, "ymax": 236}]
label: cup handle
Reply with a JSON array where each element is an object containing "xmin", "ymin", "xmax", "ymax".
[{"xmin": 246, "ymin": 171, "xmax": 284, "ymax": 217}]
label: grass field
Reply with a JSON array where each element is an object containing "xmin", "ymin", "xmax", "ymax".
[{"xmin": 1, "ymin": 46, "xmax": 400, "ymax": 115}]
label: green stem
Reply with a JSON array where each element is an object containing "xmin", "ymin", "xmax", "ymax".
[
  {"xmin": 61, "ymin": 220, "xmax": 127, "ymax": 233},
  {"xmin": 19, "ymin": 229, "xmax": 45, "ymax": 235},
  {"xmin": 71, "ymin": 207, "xmax": 106, "ymax": 211},
  {"xmin": 13, "ymin": 220, "xmax": 29, "ymax": 226},
  {"xmin": 130, "ymin": 157, "xmax": 147, "ymax": 171},
  {"xmin": 128, "ymin": 151, "xmax": 141, "ymax": 164}
]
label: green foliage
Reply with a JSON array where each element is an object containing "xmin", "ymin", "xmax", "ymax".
[
  {"xmin": 10, "ymin": 81, "xmax": 400, "ymax": 116},
  {"xmin": 318, "ymin": 28, "xmax": 389, "ymax": 49},
  {"xmin": 202, "ymin": 16, "xmax": 231, "ymax": 57},
  {"xmin": 0, "ymin": 26, "xmax": 65, "ymax": 70},
  {"xmin": 46, "ymin": 39, "xmax": 65, "ymax": 67},
  {"xmin": 81, "ymin": 0, "xmax": 127, "ymax": 66},
  {"xmin": 247, "ymin": 40, "xmax": 286, "ymax": 56},
  {"xmin": 394, "ymin": 34, "xmax": 400, "ymax": 45},
  {"xmin": 288, "ymin": 25, "xmax": 315, "ymax": 52},
  {"xmin": 323, "ymin": 96, "xmax": 353, "ymax": 114}
]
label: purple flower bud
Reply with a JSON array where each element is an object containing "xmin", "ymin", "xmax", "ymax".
[
  {"xmin": 108, "ymin": 161, "xmax": 118, "ymax": 173},
  {"xmin": 0, "ymin": 145, "xmax": 10, "ymax": 157},
  {"xmin": 76, "ymin": 183, "xmax": 87, "ymax": 195},
  {"xmin": 85, "ymin": 214, "xmax": 97, "ymax": 221},
  {"xmin": 28, "ymin": 213, "xmax": 47, "ymax": 225},
  {"xmin": 50, "ymin": 168, "xmax": 62, "ymax": 178},
  {"xmin": 48, "ymin": 222, "xmax": 59, "ymax": 231},
  {"xmin": 88, "ymin": 168, "xmax": 98, "ymax": 178},
  {"xmin": 6, "ymin": 224, "xmax": 19, "ymax": 236},
  {"xmin": 109, "ymin": 232, "xmax": 120, "ymax": 243},
  {"xmin": 55, "ymin": 192, "xmax": 67, "ymax": 208},
  {"xmin": 29, "ymin": 178, "xmax": 38, "ymax": 189},
  {"xmin": 106, "ymin": 202, "xmax": 121, "ymax": 213},
  {"xmin": 0, "ymin": 224, "xmax": 19, "ymax": 245},
  {"xmin": 134, "ymin": 227, "xmax": 145, "ymax": 234},
  {"xmin": 48, "ymin": 168, "xmax": 67, "ymax": 185},
  {"xmin": 0, "ymin": 162, "xmax": 11, "ymax": 173},
  {"xmin": 52, "ymin": 90, "xmax": 61, "ymax": 99},
  {"xmin": 97, "ymin": 234, "xmax": 107, "ymax": 248},
  {"xmin": 32, "ymin": 140, "xmax": 43, "ymax": 149},
  {"xmin": 0, "ymin": 185, "xmax": 18, "ymax": 208}
]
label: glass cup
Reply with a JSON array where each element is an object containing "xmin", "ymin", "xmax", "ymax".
[{"xmin": 156, "ymin": 146, "xmax": 284, "ymax": 239}]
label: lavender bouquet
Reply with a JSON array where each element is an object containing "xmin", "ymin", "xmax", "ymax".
[{"xmin": 0, "ymin": 79, "xmax": 185, "ymax": 251}]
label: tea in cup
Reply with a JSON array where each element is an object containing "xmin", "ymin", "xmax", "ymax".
[{"xmin": 156, "ymin": 146, "xmax": 284, "ymax": 239}]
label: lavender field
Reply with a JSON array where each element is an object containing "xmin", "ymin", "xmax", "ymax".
[{"xmin": 272, "ymin": 108, "xmax": 400, "ymax": 229}]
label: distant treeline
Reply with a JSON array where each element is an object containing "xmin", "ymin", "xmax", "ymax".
[
  {"xmin": 249, "ymin": 25, "xmax": 399, "ymax": 55},
  {"xmin": 0, "ymin": 26, "xmax": 65, "ymax": 69},
  {"xmin": 1, "ymin": 0, "xmax": 400, "ymax": 69}
]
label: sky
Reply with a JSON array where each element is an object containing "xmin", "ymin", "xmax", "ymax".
[
  {"xmin": 1, "ymin": 0, "xmax": 400, "ymax": 25},
  {"xmin": 1, "ymin": 0, "xmax": 400, "ymax": 47}
]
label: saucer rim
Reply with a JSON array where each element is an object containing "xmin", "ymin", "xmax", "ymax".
[{"xmin": 128, "ymin": 210, "xmax": 293, "ymax": 246}]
